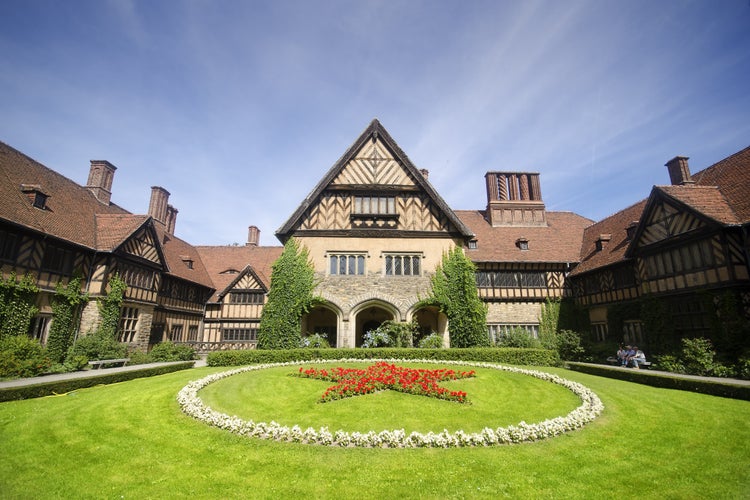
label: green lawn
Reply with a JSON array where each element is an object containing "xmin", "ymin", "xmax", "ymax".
[{"xmin": 1, "ymin": 363, "xmax": 748, "ymax": 499}]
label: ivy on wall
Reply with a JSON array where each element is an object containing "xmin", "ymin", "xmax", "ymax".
[
  {"xmin": 99, "ymin": 274, "xmax": 127, "ymax": 339},
  {"xmin": 258, "ymin": 238, "xmax": 318, "ymax": 350},
  {"xmin": 0, "ymin": 273, "xmax": 39, "ymax": 340},
  {"xmin": 424, "ymin": 247, "xmax": 489, "ymax": 348},
  {"xmin": 47, "ymin": 276, "xmax": 89, "ymax": 363}
]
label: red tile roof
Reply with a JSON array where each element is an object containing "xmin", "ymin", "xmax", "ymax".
[
  {"xmin": 658, "ymin": 185, "xmax": 739, "ymax": 225},
  {"xmin": 692, "ymin": 144, "xmax": 750, "ymax": 222},
  {"xmin": 195, "ymin": 245, "xmax": 284, "ymax": 301},
  {"xmin": 456, "ymin": 210, "xmax": 593, "ymax": 263}
]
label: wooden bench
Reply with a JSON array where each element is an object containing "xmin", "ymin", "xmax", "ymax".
[
  {"xmin": 606, "ymin": 356, "xmax": 652, "ymax": 369},
  {"xmin": 88, "ymin": 358, "xmax": 130, "ymax": 369}
]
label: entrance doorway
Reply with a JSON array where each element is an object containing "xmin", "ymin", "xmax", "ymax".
[
  {"xmin": 302, "ymin": 306, "xmax": 339, "ymax": 347},
  {"xmin": 354, "ymin": 305, "xmax": 395, "ymax": 347}
]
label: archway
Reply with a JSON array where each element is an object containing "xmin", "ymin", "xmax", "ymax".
[
  {"xmin": 410, "ymin": 305, "xmax": 448, "ymax": 346},
  {"xmin": 353, "ymin": 302, "xmax": 396, "ymax": 347},
  {"xmin": 302, "ymin": 305, "xmax": 339, "ymax": 347}
]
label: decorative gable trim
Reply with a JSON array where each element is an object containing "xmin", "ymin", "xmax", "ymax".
[
  {"xmin": 115, "ymin": 219, "xmax": 167, "ymax": 270},
  {"xmin": 216, "ymin": 265, "xmax": 269, "ymax": 302},
  {"xmin": 275, "ymin": 119, "xmax": 474, "ymax": 242}
]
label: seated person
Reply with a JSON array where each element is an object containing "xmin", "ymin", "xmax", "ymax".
[
  {"xmin": 616, "ymin": 345, "xmax": 627, "ymax": 366},
  {"xmin": 630, "ymin": 347, "xmax": 647, "ymax": 369}
]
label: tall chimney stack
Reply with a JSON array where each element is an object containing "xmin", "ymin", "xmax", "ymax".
[
  {"xmin": 165, "ymin": 205, "xmax": 178, "ymax": 234},
  {"xmin": 484, "ymin": 172, "xmax": 546, "ymax": 227},
  {"xmin": 247, "ymin": 225, "xmax": 260, "ymax": 246},
  {"xmin": 148, "ymin": 186, "xmax": 170, "ymax": 223},
  {"xmin": 86, "ymin": 160, "xmax": 117, "ymax": 205},
  {"xmin": 665, "ymin": 156, "xmax": 694, "ymax": 185}
]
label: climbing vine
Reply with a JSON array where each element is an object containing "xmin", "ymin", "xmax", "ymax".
[
  {"xmin": 99, "ymin": 274, "xmax": 127, "ymax": 339},
  {"xmin": 258, "ymin": 238, "xmax": 318, "ymax": 350},
  {"xmin": 47, "ymin": 276, "xmax": 89, "ymax": 363},
  {"xmin": 0, "ymin": 273, "xmax": 39, "ymax": 340},
  {"xmin": 425, "ymin": 247, "xmax": 489, "ymax": 348}
]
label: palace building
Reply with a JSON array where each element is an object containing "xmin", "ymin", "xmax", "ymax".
[{"xmin": 1, "ymin": 120, "xmax": 748, "ymax": 354}]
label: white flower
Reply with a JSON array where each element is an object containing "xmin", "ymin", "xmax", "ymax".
[{"xmin": 177, "ymin": 359, "xmax": 604, "ymax": 449}]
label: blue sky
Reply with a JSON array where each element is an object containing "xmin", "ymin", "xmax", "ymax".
[{"xmin": 2, "ymin": 0, "xmax": 749, "ymax": 246}]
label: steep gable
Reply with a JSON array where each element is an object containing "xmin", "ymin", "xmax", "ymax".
[{"xmin": 276, "ymin": 119, "xmax": 474, "ymax": 240}]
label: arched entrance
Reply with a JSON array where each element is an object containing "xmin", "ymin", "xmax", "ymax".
[
  {"xmin": 302, "ymin": 305, "xmax": 339, "ymax": 347},
  {"xmin": 353, "ymin": 302, "xmax": 396, "ymax": 347},
  {"xmin": 411, "ymin": 305, "xmax": 448, "ymax": 347}
]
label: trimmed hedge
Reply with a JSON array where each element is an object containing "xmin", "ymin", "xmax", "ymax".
[
  {"xmin": 566, "ymin": 362, "xmax": 750, "ymax": 401},
  {"xmin": 0, "ymin": 362, "xmax": 195, "ymax": 402},
  {"xmin": 207, "ymin": 347, "xmax": 560, "ymax": 367}
]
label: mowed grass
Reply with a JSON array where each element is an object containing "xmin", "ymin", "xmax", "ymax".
[
  {"xmin": 199, "ymin": 363, "xmax": 581, "ymax": 433},
  {"xmin": 0, "ymin": 363, "xmax": 748, "ymax": 499}
]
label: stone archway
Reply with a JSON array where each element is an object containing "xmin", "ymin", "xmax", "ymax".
[
  {"xmin": 302, "ymin": 304, "xmax": 340, "ymax": 348},
  {"xmin": 352, "ymin": 301, "xmax": 397, "ymax": 347},
  {"xmin": 410, "ymin": 305, "xmax": 448, "ymax": 347}
]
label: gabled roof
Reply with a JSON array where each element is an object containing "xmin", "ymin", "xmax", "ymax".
[
  {"xmin": 569, "ymin": 200, "xmax": 647, "ymax": 277},
  {"xmin": 275, "ymin": 119, "xmax": 474, "ymax": 241},
  {"xmin": 456, "ymin": 210, "xmax": 592, "ymax": 264},
  {"xmin": 95, "ymin": 214, "xmax": 151, "ymax": 251},
  {"xmin": 570, "ymin": 143, "xmax": 750, "ymax": 277},
  {"xmin": 195, "ymin": 245, "xmax": 284, "ymax": 302},
  {"xmin": 0, "ymin": 140, "xmax": 129, "ymax": 249},
  {"xmin": 155, "ymin": 222, "xmax": 214, "ymax": 288},
  {"xmin": 214, "ymin": 265, "xmax": 270, "ymax": 302},
  {"xmin": 692, "ymin": 144, "xmax": 750, "ymax": 222}
]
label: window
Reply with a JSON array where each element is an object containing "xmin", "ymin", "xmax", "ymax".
[
  {"xmin": 119, "ymin": 307, "xmax": 140, "ymax": 343},
  {"xmin": 488, "ymin": 324, "xmax": 539, "ymax": 344},
  {"xmin": 516, "ymin": 238, "xmax": 529, "ymax": 251},
  {"xmin": 354, "ymin": 195, "xmax": 395, "ymax": 215},
  {"xmin": 32, "ymin": 192, "xmax": 48, "ymax": 210},
  {"xmin": 623, "ymin": 321, "xmax": 644, "ymax": 344},
  {"xmin": 644, "ymin": 239, "xmax": 714, "ymax": 279},
  {"xmin": 29, "ymin": 315, "xmax": 51, "ymax": 344},
  {"xmin": 329, "ymin": 254, "xmax": 366, "ymax": 275},
  {"xmin": 591, "ymin": 322, "xmax": 608, "ymax": 342},
  {"xmin": 222, "ymin": 327, "xmax": 257, "ymax": 342},
  {"xmin": 170, "ymin": 324, "xmax": 184, "ymax": 341},
  {"xmin": 385, "ymin": 254, "xmax": 421, "ymax": 276},
  {"xmin": 0, "ymin": 230, "xmax": 19, "ymax": 263},
  {"xmin": 475, "ymin": 271, "xmax": 546, "ymax": 288},
  {"xmin": 188, "ymin": 325, "xmax": 199, "ymax": 342},
  {"xmin": 120, "ymin": 263, "xmax": 155, "ymax": 290},
  {"xmin": 41, "ymin": 244, "xmax": 74, "ymax": 275},
  {"xmin": 229, "ymin": 291, "xmax": 265, "ymax": 304},
  {"xmin": 468, "ymin": 240, "xmax": 478, "ymax": 250}
]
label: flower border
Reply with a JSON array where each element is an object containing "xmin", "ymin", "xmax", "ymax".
[{"xmin": 177, "ymin": 359, "xmax": 604, "ymax": 448}]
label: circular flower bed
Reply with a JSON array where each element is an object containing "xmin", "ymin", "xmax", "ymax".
[{"xmin": 177, "ymin": 359, "xmax": 604, "ymax": 448}]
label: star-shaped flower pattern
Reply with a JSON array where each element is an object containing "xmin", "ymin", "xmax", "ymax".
[{"xmin": 294, "ymin": 361, "xmax": 475, "ymax": 403}]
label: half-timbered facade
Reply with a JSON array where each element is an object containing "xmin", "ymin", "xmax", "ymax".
[
  {"xmin": 568, "ymin": 150, "xmax": 750, "ymax": 355},
  {"xmin": 0, "ymin": 141, "xmax": 214, "ymax": 351}
]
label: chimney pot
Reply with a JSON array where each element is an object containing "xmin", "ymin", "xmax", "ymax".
[
  {"xmin": 665, "ymin": 156, "xmax": 694, "ymax": 185},
  {"xmin": 165, "ymin": 205, "xmax": 178, "ymax": 235},
  {"xmin": 246, "ymin": 225, "xmax": 260, "ymax": 246},
  {"xmin": 419, "ymin": 169, "xmax": 429, "ymax": 180},
  {"xmin": 148, "ymin": 186, "xmax": 170, "ymax": 223},
  {"xmin": 87, "ymin": 160, "xmax": 117, "ymax": 205}
]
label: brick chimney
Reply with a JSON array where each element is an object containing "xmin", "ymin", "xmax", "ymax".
[
  {"xmin": 420, "ymin": 169, "xmax": 429, "ymax": 180},
  {"xmin": 165, "ymin": 205, "xmax": 178, "ymax": 234},
  {"xmin": 148, "ymin": 186, "xmax": 170, "ymax": 223},
  {"xmin": 484, "ymin": 172, "xmax": 546, "ymax": 227},
  {"xmin": 86, "ymin": 160, "xmax": 117, "ymax": 205},
  {"xmin": 246, "ymin": 225, "xmax": 260, "ymax": 246},
  {"xmin": 665, "ymin": 156, "xmax": 694, "ymax": 185}
]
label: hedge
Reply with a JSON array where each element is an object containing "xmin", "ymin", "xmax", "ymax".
[
  {"xmin": 566, "ymin": 362, "xmax": 750, "ymax": 401},
  {"xmin": 207, "ymin": 347, "xmax": 560, "ymax": 367},
  {"xmin": 0, "ymin": 362, "xmax": 195, "ymax": 402}
]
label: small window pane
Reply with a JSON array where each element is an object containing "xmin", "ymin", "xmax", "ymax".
[{"xmin": 357, "ymin": 255, "xmax": 365, "ymax": 274}]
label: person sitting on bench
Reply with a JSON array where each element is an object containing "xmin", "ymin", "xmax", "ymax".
[{"xmin": 630, "ymin": 347, "xmax": 647, "ymax": 369}]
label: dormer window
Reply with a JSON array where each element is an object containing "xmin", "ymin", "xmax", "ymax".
[
  {"xmin": 21, "ymin": 184, "xmax": 48, "ymax": 210},
  {"xmin": 595, "ymin": 234, "xmax": 612, "ymax": 252},
  {"xmin": 220, "ymin": 269, "xmax": 240, "ymax": 275},
  {"xmin": 180, "ymin": 255, "xmax": 194, "ymax": 269},
  {"xmin": 468, "ymin": 239, "xmax": 478, "ymax": 250},
  {"xmin": 515, "ymin": 238, "xmax": 529, "ymax": 251},
  {"xmin": 626, "ymin": 221, "xmax": 639, "ymax": 241}
]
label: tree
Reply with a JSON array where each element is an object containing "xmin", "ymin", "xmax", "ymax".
[
  {"xmin": 258, "ymin": 238, "xmax": 317, "ymax": 349},
  {"xmin": 47, "ymin": 276, "xmax": 89, "ymax": 363},
  {"xmin": 426, "ymin": 246, "xmax": 489, "ymax": 348},
  {"xmin": 0, "ymin": 273, "xmax": 39, "ymax": 340}
]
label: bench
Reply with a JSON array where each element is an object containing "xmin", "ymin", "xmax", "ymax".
[
  {"xmin": 88, "ymin": 358, "xmax": 130, "ymax": 369},
  {"xmin": 606, "ymin": 356, "xmax": 652, "ymax": 369}
]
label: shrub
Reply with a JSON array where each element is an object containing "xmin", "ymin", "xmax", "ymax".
[
  {"xmin": 681, "ymin": 337, "xmax": 717, "ymax": 376},
  {"xmin": 126, "ymin": 350, "xmax": 151, "ymax": 365},
  {"xmin": 495, "ymin": 327, "xmax": 540, "ymax": 348},
  {"xmin": 654, "ymin": 354, "xmax": 684, "ymax": 374},
  {"xmin": 556, "ymin": 330, "xmax": 586, "ymax": 361},
  {"xmin": 149, "ymin": 341, "xmax": 196, "ymax": 362},
  {"xmin": 207, "ymin": 347, "xmax": 560, "ymax": 367},
  {"xmin": 300, "ymin": 333, "xmax": 331, "ymax": 348},
  {"xmin": 736, "ymin": 357, "xmax": 750, "ymax": 380},
  {"xmin": 0, "ymin": 335, "xmax": 51, "ymax": 378},
  {"xmin": 361, "ymin": 329, "xmax": 391, "ymax": 348},
  {"xmin": 67, "ymin": 331, "xmax": 127, "ymax": 362},
  {"xmin": 419, "ymin": 333, "xmax": 444, "ymax": 349}
]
